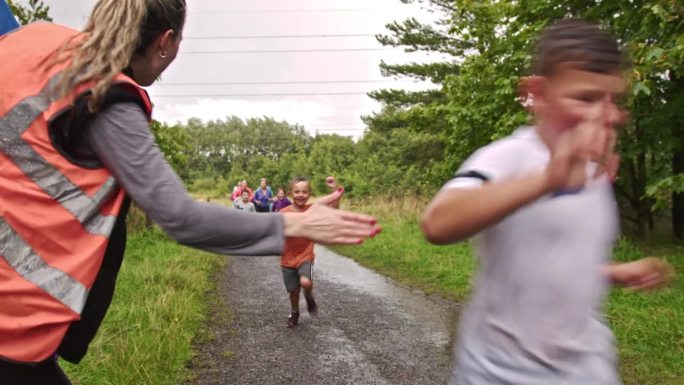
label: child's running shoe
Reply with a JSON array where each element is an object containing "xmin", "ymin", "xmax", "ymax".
[
  {"xmin": 287, "ymin": 310, "xmax": 299, "ymax": 328},
  {"xmin": 305, "ymin": 295, "xmax": 318, "ymax": 316}
]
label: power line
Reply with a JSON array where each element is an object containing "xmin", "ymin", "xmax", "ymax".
[
  {"xmin": 151, "ymin": 92, "xmax": 370, "ymax": 98},
  {"xmin": 51, "ymin": 8, "xmax": 386, "ymax": 16},
  {"xmin": 296, "ymin": 125, "xmax": 367, "ymax": 131},
  {"xmin": 180, "ymin": 48, "xmax": 392, "ymax": 54},
  {"xmin": 311, "ymin": 128, "xmax": 366, "ymax": 131},
  {"xmin": 184, "ymin": 33, "xmax": 377, "ymax": 40},
  {"xmin": 296, "ymin": 123, "xmax": 365, "ymax": 127},
  {"xmin": 188, "ymin": 8, "xmax": 385, "ymax": 14},
  {"xmin": 154, "ymin": 80, "xmax": 398, "ymax": 86}
]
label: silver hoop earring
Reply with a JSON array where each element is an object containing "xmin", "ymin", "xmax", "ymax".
[{"xmin": 160, "ymin": 51, "xmax": 167, "ymax": 58}]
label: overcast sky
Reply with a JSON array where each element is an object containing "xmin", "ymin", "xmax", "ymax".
[{"xmin": 29, "ymin": 0, "xmax": 441, "ymax": 138}]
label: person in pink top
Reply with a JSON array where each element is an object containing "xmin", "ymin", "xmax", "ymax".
[{"xmin": 231, "ymin": 180, "xmax": 253, "ymax": 203}]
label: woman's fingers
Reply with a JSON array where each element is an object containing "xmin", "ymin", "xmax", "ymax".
[
  {"xmin": 338, "ymin": 209, "xmax": 377, "ymax": 225},
  {"xmin": 320, "ymin": 226, "xmax": 383, "ymax": 245}
]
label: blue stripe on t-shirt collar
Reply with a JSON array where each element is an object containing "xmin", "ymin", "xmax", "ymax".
[
  {"xmin": 550, "ymin": 186, "xmax": 584, "ymax": 198},
  {"xmin": 453, "ymin": 170, "xmax": 489, "ymax": 182}
]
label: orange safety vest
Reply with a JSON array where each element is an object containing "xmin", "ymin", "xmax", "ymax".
[{"xmin": 0, "ymin": 22, "xmax": 152, "ymax": 363}]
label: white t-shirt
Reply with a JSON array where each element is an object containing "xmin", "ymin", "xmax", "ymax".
[
  {"xmin": 233, "ymin": 200, "xmax": 255, "ymax": 212},
  {"xmin": 445, "ymin": 127, "xmax": 621, "ymax": 384}
]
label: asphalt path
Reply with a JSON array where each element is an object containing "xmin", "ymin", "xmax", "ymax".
[{"xmin": 189, "ymin": 245, "xmax": 458, "ymax": 385}]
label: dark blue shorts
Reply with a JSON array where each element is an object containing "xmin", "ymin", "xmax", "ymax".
[{"xmin": 281, "ymin": 261, "xmax": 313, "ymax": 293}]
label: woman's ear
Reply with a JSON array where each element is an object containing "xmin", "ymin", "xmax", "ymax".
[{"xmin": 157, "ymin": 29, "xmax": 177, "ymax": 55}]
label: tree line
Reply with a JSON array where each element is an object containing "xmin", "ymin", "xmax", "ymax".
[{"xmin": 153, "ymin": 117, "xmax": 433, "ymax": 199}]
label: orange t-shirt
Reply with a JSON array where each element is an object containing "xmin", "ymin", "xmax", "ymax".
[{"xmin": 280, "ymin": 205, "xmax": 315, "ymax": 268}]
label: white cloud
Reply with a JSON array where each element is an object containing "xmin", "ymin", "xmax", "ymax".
[{"xmin": 154, "ymin": 97, "xmax": 333, "ymax": 125}]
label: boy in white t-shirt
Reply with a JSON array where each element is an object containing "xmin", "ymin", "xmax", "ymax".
[{"xmin": 421, "ymin": 19, "xmax": 674, "ymax": 385}]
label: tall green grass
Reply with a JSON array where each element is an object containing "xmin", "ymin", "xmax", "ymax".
[
  {"xmin": 335, "ymin": 198, "xmax": 684, "ymax": 385},
  {"xmin": 62, "ymin": 231, "xmax": 223, "ymax": 385}
]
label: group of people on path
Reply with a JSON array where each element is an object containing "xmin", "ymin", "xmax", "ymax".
[
  {"xmin": 231, "ymin": 178, "xmax": 292, "ymax": 213},
  {"xmin": 0, "ymin": 1, "xmax": 677, "ymax": 385}
]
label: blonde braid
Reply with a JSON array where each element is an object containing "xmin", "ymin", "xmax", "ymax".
[{"xmin": 52, "ymin": 0, "xmax": 146, "ymax": 112}]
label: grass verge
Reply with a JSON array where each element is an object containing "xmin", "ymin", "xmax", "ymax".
[{"xmin": 62, "ymin": 231, "xmax": 223, "ymax": 385}]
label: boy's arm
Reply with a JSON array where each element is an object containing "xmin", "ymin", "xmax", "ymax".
[
  {"xmin": 423, "ymin": 118, "xmax": 612, "ymax": 245},
  {"xmin": 421, "ymin": 173, "xmax": 550, "ymax": 244}
]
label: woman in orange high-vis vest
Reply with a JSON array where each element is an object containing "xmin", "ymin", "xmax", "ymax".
[{"xmin": 0, "ymin": 1, "xmax": 380, "ymax": 383}]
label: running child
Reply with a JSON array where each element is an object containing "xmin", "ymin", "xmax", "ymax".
[
  {"xmin": 421, "ymin": 19, "xmax": 674, "ymax": 385},
  {"xmin": 280, "ymin": 176, "xmax": 340, "ymax": 327}
]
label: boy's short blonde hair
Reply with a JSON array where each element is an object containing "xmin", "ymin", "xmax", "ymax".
[{"xmin": 290, "ymin": 176, "xmax": 310, "ymax": 188}]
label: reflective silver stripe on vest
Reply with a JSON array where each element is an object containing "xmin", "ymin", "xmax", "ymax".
[
  {"xmin": 0, "ymin": 75, "xmax": 118, "ymax": 236},
  {"xmin": 0, "ymin": 218, "xmax": 88, "ymax": 314}
]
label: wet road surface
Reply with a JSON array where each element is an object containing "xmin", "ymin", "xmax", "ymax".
[{"xmin": 190, "ymin": 246, "xmax": 458, "ymax": 385}]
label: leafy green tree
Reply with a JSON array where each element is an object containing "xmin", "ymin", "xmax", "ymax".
[
  {"xmin": 363, "ymin": 0, "xmax": 462, "ymax": 193},
  {"xmin": 177, "ymin": 116, "xmax": 313, "ymax": 196},
  {"xmin": 150, "ymin": 119, "xmax": 191, "ymax": 178},
  {"xmin": 306, "ymin": 134, "xmax": 357, "ymax": 194},
  {"xmin": 374, "ymin": 0, "xmax": 684, "ymax": 238},
  {"xmin": 7, "ymin": 0, "xmax": 51, "ymax": 24}
]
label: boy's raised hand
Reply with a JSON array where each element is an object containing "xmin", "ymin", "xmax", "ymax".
[
  {"xmin": 325, "ymin": 176, "xmax": 337, "ymax": 190},
  {"xmin": 545, "ymin": 99, "xmax": 619, "ymax": 191},
  {"xmin": 593, "ymin": 98, "xmax": 622, "ymax": 181},
  {"xmin": 545, "ymin": 127, "xmax": 593, "ymax": 191},
  {"xmin": 317, "ymin": 176, "xmax": 341, "ymax": 208}
]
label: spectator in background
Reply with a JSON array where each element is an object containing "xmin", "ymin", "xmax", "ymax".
[
  {"xmin": 254, "ymin": 177, "xmax": 273, "ymax": 213},
  {"xmin": 233, "ymin": 189, "xmax": 255, "ymax": 212},
  {"xmin": 232, "ymin": 180, "xmax": 253, "ymax": 204},
  {"xmin": 272, "ymin": 187, "xmax": 291, "ymax": 212}
]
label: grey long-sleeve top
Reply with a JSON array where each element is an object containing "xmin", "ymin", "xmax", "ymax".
[{"xmin": 84, "ymin": 102, "xmax": 285, "ymax": 256}]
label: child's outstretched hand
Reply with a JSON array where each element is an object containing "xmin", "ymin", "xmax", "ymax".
[
  {"xmin": 325, "ymin": 176, "xmax": 337, "ymax": 190},
  {"xmin": 606, "ymin": 257, "xmax": 676, "ymax": 291}
]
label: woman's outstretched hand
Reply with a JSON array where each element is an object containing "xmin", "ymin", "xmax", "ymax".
[{"xmin": 281, "ymin": 202, "xmax": 381, "ymax": 245}]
